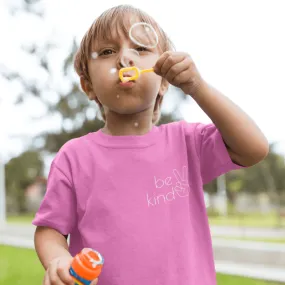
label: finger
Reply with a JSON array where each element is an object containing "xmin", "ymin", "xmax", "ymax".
[
  {"xmin": 172, "ymin": 66, "xmax": 192, "ymax": 86},
  {"xmin": 57, "ymin": 260, "xmax": 74, "ymax": 285},
  {"xmin": 160, "ymin": 54, "xmax": 186, "ymax": 77},
  {"xmin": 153, "ymin": 51, "xmax": 172, "ymax": 75},
  {"xmin": 49, "ymin": 261, "xmax": 66, "ymax": 285},
  {"xmin": 43, "ymin": 271, "xmax": 51, "ymax": 285},
  {"xmin": 164, "ymin": 58, "xmax": 190, "ymax": 83},
  {"xmin": 90, "ymin": 278, "xmax": 99, "ymax": 285}
]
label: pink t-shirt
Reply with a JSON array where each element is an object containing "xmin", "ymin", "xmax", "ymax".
[{"xmin": 33, "ymin": 121, "xmax": 242, "ymax": 285}]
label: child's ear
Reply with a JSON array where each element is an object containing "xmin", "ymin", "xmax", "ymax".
[
  {"xmin": 80, "ymin": 76, "xmax": 97, "ymax": 101},
  {"xmin": 152, "ymin": 94, "xmax": 164, "ymax": 124},
  {"xmin": 159, "ymin": 78, "xmax": 169, "ymax": 96}
]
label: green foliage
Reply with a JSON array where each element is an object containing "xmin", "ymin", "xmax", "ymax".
[
  {"xmin": 5, "ymin": 151, "xmax": 44, "ymax": 213},
  {"xmin": 204, "ymin": 144, "xmax": 285, "ymax": 199}
]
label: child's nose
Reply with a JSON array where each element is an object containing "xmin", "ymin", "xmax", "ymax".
[
  {"xmin": 118, "ymin": 58, "xmax": 134, "ymax": 68},
  {"xmin": 117, "ymin": 49, "xmax": 139, "ymax": 69}
]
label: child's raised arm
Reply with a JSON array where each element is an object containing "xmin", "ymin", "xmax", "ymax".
[
  {"xmin": 188, "ymin": 82, "xmax": 268, "ymax": 166},
  {"xmin": 154, "ymin": 51, "xmax": 269, "ymax": 166}
]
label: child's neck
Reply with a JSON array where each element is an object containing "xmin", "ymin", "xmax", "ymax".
[{"xmin": 102, "ymin": 110, "xmax": 154, "ymax": 136}]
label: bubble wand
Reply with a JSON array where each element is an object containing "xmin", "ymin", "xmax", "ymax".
[{"xmin": 119, "ymin": 66, "xmax": 154, "ymax": 82}]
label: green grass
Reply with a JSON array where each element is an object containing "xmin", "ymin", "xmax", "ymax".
[
  {"xmin": 0, "ymin": 245, "xmax": 282, "ymax": 285},
  {"xmin": 216, "ymin": 273, "xmax": 282, "ymax": 285},
  {"xmin": 7, "ymin": 213, "xmax": 35, "ymax": 224},
  {"xmin": 0, "ymin": 245, "xmax": 44, "ymax": 285},
  {"xmin": 213, "ymin": 236, "xmax": 285, "ymax": 244},
  {"xmin": 208, "ymin": 213, "xmax": 285, "ymax": 228}
]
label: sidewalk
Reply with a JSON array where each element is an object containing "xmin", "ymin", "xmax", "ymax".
[
  {"xmin": 215, "ymin": 261, "xmax": 285, "ymax": 282},
  {"xmin": 2, "ymin": 223, "xmax": 285, "ymax": 238},
  {"xmin": 210, "ymin": 225, "xmax": 285, "ymax": 238}
]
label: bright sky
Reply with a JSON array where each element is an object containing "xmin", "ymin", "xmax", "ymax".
[{"xmin": 1, "ymin": 0, "xmax": 285, "ymax": 164}]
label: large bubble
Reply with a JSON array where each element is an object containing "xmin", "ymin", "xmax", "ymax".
[
  {"xmin": 129, "ymin": 22, "xmax": 159, "ymax": 49},
  {"xmin": 120, "ymin": 49, "xmax": 140, "ymax": 67},
  {"xmin": 118, "ymin": 49, "xmax": 140, "ymax": 80}
]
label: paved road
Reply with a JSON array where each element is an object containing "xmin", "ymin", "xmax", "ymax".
[{"xmin": 0, "ymin": 223, "xmax": 35, "ymax": 239}]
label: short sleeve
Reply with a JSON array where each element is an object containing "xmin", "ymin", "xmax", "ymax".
[
  {"xmin": 32, "ymin": 161, "xmax": 76, "ymax": 235},
  {"xmin": 193, "ymin": 123, "xmax": 243, "ymax": 184}
]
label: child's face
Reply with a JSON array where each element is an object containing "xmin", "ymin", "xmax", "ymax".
[{"xmin": 84, "ymin": 19, "xmax": 166, "ymax": 117}]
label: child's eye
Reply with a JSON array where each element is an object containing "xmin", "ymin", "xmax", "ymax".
[
  {"xmin": 136, "ymin": 47, "xmax": 148, "ymax": 52},
  {"xmin": 100, "ymin": 49, "xmax": 115, "ymax": 56}
]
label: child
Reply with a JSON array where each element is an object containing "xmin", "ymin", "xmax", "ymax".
[{"xmin": 33, "ymin": 5, "xmax": 268, "ymax": 285}]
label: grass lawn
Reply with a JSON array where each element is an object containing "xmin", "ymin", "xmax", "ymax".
[
  {"xmin": 213, "ymin": 236, "xmax": 285, "ymax": 244},
  {"xmin": 0, "ymin": 245, "xmax": 283, "ymax": 285},
  {"xmin": 7, "ymin": 213, "xmax": 35, "ymax": 224},
  {"xmin": 208, "ymin": 213, "xmax": 285, "ymax": 228},
  {"xmin": 0, "ymin": 245, "xmax": 44, "ymax": 285}
]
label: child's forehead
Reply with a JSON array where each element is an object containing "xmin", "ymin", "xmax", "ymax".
[
  {"xmin": 96, "ymin": 25, "xmax": 130, "ymax": 44},
  {"xmin": 95, "ymin": 15, "xmax": 139, "ymax": 42},
  {"xmin": 91, "ymin": 13, "xmax": 159, "ymax": 49}
]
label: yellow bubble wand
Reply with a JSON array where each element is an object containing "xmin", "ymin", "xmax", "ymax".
[{"xmin": 119, "ymin": 66, "xmax": 154, "ymax": 82}]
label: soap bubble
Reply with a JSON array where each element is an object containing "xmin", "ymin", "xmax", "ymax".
[
  {"xmin": 129, "ymin": 22, "xmax": 158, "ymax": 49},
  {"xmin": 119, "ymin": 49, "xmax": 141, "ymax": 80},
  {"xmin": 110, "ymin": 68, "xmax": 117, "ymax": 74},
  {"xmin": 91, "ymin": 52, "xmax": 98, "ymax": 59},
  {"xmin": 108, "ymin": 49, "xmax": 141, "ymax": 80},
  {"xmin": 120, "ymin": 48, "xmax": 140, "ymax": 67}
]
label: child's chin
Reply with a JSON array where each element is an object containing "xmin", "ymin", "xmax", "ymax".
[{"xmin": 113, "ymin": 106, "xmax": 148, "ymax": 116}]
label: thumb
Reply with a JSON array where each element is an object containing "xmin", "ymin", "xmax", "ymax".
[{"xmin": 90, "ymin": 278, "xmax": 99, "ymax": 285}]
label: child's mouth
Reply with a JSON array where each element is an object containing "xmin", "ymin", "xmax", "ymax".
[
  {"xmin": 119, "ymin": 81, "xmax": 135, "ymax": 87},
  {"xmin": 118, "ymin": 74, "xmax": 136, "ymax": 86}
]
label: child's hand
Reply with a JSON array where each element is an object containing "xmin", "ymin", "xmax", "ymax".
[
  {"xmin": 153, "ymin": 51, "xmax": 205, "ymax": 96},
  {"xmin": 43, "ymin": 256, "xmax": 99, "ymax": 285}
]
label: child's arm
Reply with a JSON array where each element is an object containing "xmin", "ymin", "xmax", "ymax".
[
  {"xmin": 34, "ymin": 226, "xmax": 74, "ymax": 284},
  {"xmin": 35, "ymin": 226, "xmax": 71, "ymax": 269},
  {"xmin": 154, "ymin": 51, "xmax": 269, "ymax": 166},
  {"xmin": 190, "ymin": 82, "xmax": 269, "ymax": 166}
]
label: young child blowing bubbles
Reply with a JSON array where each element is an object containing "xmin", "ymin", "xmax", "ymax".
[{"xmin": 33, "ymin": 5, "xmax": 269, "ymax": 285}]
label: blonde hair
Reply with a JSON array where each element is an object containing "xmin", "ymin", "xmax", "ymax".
[{"xmin": 74, "ymin": 5, "xmax": 174, "ymax": 124}]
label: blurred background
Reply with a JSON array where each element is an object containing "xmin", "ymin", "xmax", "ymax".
[{"xmin": 0, "ymin": 0, "xmax": 285, "ymax": 284}]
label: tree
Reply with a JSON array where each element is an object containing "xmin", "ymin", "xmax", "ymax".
[{"xmin": 5, "ymin": 150, "xmax": 44, "ymax": 213}]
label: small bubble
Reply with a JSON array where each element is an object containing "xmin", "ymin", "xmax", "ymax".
[
  {"xmin": 121, "ymin": 49, "xmax": 140, "ymax": 67},
  {"xmin": 134, "ymin": 122, "xmax": 139, "ymax": 127},
  {"xmin": 91, "ymin": 52, "xmax": 98, "ymax": 59},
  {"xmin": 110, "ymin": 68, "xmax": 117, "ymax": 74},
  {"xmin": 116, "ymin": 94, "xmax": 120, "ymax": 99}
]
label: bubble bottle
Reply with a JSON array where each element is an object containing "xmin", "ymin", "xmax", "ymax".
[{"xmin": 69, "ymin": 248, "xmax": 104, "ymax": 285}]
